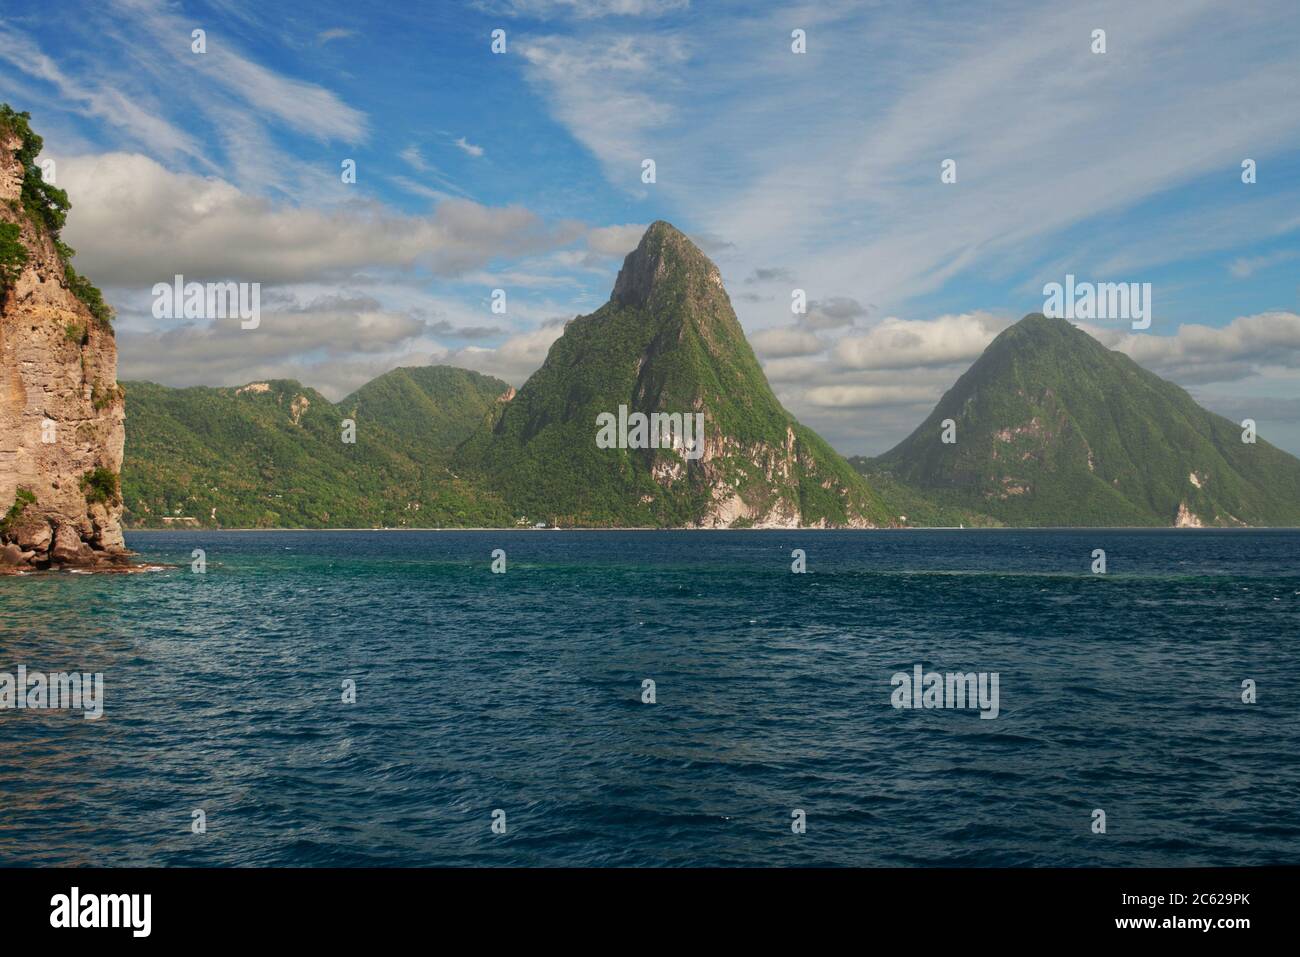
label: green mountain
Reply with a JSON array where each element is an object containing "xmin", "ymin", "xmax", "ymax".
[
  {"xmin": 859, "ymin": 314, "xmax": 1300, "ymax": 526},
  {"xmin": 120, "ymin": 277, "xmax": 1300, "ymax": 530},
  {"xmin": 458, "ymin": 221, "xmax": 891, "ymax": 527},
  {"xmin": 341, "ymin": 366, "xmax": 514, "ymax": 465},
  {"xmin": 121, "ymin": 371, "xmax": 512, "ymax": 528}
]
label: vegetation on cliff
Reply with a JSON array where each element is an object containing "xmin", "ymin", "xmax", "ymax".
[
  {"xmin": 0, "ymin": 488, "xmax": 36, "ymax": 537},
  {"xmin": 0, "ymin": 222, "xmax": 27, "ymax": 293},
  {"xmin": 0, "ymin": 104, "xmax": 113, "ymax": 328},
  {"xmin": 81, "ymin": 467, "xmax": 121, "ymax": 506}
]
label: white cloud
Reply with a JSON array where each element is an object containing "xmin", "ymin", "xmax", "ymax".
[
  {"xmin": 444, "ymin": 324, "xmax": 568, "ymax": 385},
  {"xmin": 114, "ymin": 278, "xmax": 582, "ymax": 398},
  {"xmin": 804, "ymin": 296, "xmax": 869, "ymax": 331},
  {"xmin": 833, "ymin": 313, "xmax": 1010, "ymax": 370},
  {"xmin": 476, "ymin": 0, "xmax": 689, "ymax": 19},
  {"xmin": 586, "ymin": 223, "xmax": 646, "ymax": 257},
  {"xmin": 517, "ymin": 0, "xmax": 1300, "ymax": 322},
  {"xmin": 396, "ymin": 146, "xmax": 473, "ymax": 199},
  {"xmin": 57, "ymin": 153, "xmax": 585, "ymax": 285},
  {"xmin": 1084, "ymin": 311, "xmax": 1300, "ymax": 385},
  {"xmin": 112, "ymin": 0, "xmax": 366, "ymax": 143},
  {"xmin": 803, "ymin": 384, "xmax": 941, "ymax": 409},
  {"xmin": 0, "ymin": 24, "xmax": 206, "ymax": 163},
  {"xmin": 1228, "ymin": 249, "xmax": 1299, "ymax": 279},
  {"xmin": 750, "ymin": 326, "xmax": 823, "ymax": 359},
  {"xmin": 0, "ymin": 2, "xmax": 371, "ymax": 200},
  {"xmin": 399, "ymin": 145, "xmax": 431, "ymax": 171},
  {"xmin": 519, "ymin": 33, "xmax": 688, "ymax": 188},
  {"xmin": 317, "ymin": 28, "xmax": 356, "ymax": 44},
  {"xmin": 454, "ymin": 136, "xmax": 485, "ymax": 158},
  {"xmin": 117, "ymin": 293, "xmax": 433, "ymax": 395}
]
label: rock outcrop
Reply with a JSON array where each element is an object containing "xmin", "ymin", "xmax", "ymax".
[{"xmin": 0, "ymin": 108, "xmax": 128, "ymax": 570}]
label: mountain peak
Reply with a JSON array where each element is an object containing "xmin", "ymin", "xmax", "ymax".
[
  {"xmin": 611, "ymin": 220, "xmax": 723, "ymax": 309},
  {"xmin": 871, "ymin": 313, "xmax": 1300, "ymax": 526},
  {"xmin": 1006, "ymin": 312, "xmax": 1078, "ymax": 336},
  {"xmin": 981, "ymin": 313, "xmax": 1090, "ymax": 358},
  {"xmin": 461, "ymin": 219, "xmax": 889, "ymax": 528}
]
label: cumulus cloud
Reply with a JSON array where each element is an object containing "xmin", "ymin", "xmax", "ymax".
[
  {"xmin": 1084, "ymin": 312, "xmax": 1300, "ymax": 385},
  {"xmin": 804, "ymin": 296, "xmax": 869, "ymax": 330},
  {"xmin": 760, "ymin": 356, "xmax": 827, "ymax": 385},
  {"xmin": 118, "ymin": 293, "xmax": 430, "ymax": 388},
  {"xmin": 752, "ymin": 312, "xmax": 1018, "ymax": 452},
  {"xmin": 57, "ymin": 153, "xmax": 585, "ymax": 286},
  {"xmin": 443, "ymin": 324, "xmax": 568, "ymax": 385},
  {"xmin": 117, "ymin": 288, "xmax": 572, "ymax": 397},
  {"xmin": 428, "ymin": 321, "xmax": 505, "ymax": 340},
  {"xmin": 803, "ymin": 384, "xmax": 942, "ymax": 408},
  {"xmin": 586, "ymin": 223, "xmax": 647, "ymax": 257},
  {"xmin": 749, "ymin": 326, "xmax": 824, "ymax": 359},
  {"xmin": 832, "ymin": 312, "xmax": 1010, "ymax": 370}
]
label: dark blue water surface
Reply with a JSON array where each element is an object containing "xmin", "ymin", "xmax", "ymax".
[{"xmin": 1, "ymin": 529, "xmax": 1298, "ymax": 867}]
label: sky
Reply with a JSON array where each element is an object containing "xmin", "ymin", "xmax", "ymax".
[{"xmin": 1, "ymin": 0, "xmax": 1298, "ymax": 455}]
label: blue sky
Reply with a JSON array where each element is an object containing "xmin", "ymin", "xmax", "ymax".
[{"xmin": 1, "ymin": 0, "xmax": 1298, "ymax": 454}]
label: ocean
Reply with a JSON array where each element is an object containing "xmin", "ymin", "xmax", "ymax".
[{"xmin": 1, "ymin": 528, "xmax": 1297, "ymax": 867}]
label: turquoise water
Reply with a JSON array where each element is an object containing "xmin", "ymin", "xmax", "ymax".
[{"xmin": 1, "ymin": 529, "xmax": 1298, "ymax": 866}]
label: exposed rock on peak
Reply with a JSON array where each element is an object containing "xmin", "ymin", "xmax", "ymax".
[{"xmin": 611, "ymin": 220, "xmax": 725, "ymax": 312}]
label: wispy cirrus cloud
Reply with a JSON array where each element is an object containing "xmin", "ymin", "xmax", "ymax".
[
  {"xmin": 474, "ymin": 0, "xmax": 689, "ymax": 19},
  {"xmin": 454, "ymin": 136, "xmax": 485, "ymax": 158},
  {"xmin": 518, "ymin": 32, "xmax": 689, "ymax": 190},
  {"xmin": 1228, "ymin": 250, "xmax": 1299, "ymax": 279},
  {"xmin": 518, "ymin": 0, "xmax": 1300, "ymax": 314},
  {"xmin": 316, "ymin": 27, "xmax": 355, "ymax": 45},
  {"xmin": 110, "ymin": 0, "xmax": 366, "ymax": 142},
  {"xmin": 0, "ymin": 23, "xmax": 207, "ymax": 163}
]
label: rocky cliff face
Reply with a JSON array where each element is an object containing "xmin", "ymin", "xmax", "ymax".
[{"xmin": 0, "ymin": 118, "xmax": 128, "ymax": 569}]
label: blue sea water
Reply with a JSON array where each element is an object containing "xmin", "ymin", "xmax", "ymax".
[{"xmin": 1, "ymin": 528, "xmax": 1298, "ymax": 867}]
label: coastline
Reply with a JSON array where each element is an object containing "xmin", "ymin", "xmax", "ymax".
[{"xmin": 121, "ymin": 525, "xmax": 1300, "ymax": 532}]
